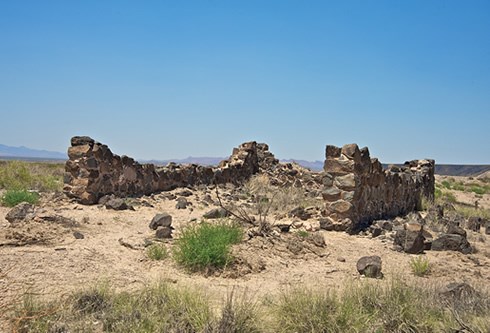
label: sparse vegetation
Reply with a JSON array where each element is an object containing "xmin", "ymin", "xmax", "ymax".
[
  {"xmin": 1, "ymin": 189, "xmax": 39, "ymax": 207},
  {"xmin": 10, "ymin": 279, "xmax": 490, "ymax": 332},
  {"xmin": 10, "ymin": 282, "xmax": 261, "ymax": 333},
  {"xmin": 410, "ymin": 255, "xmax": 431, "ymax": 277},
  {"xmin": 146, "ymin": 243, "xmax": 168, "ymax": 261},
  {"xmin": 243, "ymin": 174, "xmax": 321, "ymax": 214},
  {"xmin": 173, "ymin": 221, "xmax": 243, "ymax": 272},
  {"xmin": 273, "ymin": 279, "xmax": 490, "ymax": 333},
  {"xmin": 0, "ymin": 160, "xmax": 63, "ymax": 192}
]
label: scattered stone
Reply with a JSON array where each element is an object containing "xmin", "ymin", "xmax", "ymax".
[
  {"xmin": 466, "ymin": 217, "xmax": 484, "ymax": 232},
  {"xmin": 105, "ymin": 198, "xmax": 132, "ymax": 211},
  {"xmin": 356, "ymin": 255, "xmax": 383, "ymax": 278},
  {"xmin": 446, "ymin": 224, "xmax": 467, "ymax": 237},
  {"xmin": 5, "ymin": 203, "xmax": 35, "ymax": 223},
  {"xmin": 393, "ymin": 225, "xmax": 425, "ymax": 254},
  {"xmin": 161, "ymin": 193, "xmax": 177, "ymax": 200},
  {"xmin": 155, "ymin": 226, "xmax": 173, "ymax": 239},
  {"xmin": 203, "ymin": 208, "xmax": 230, "ymax": 219},
  {"xmin": 431, "ymin": 234, "xmax": 473, "ymax": 254},
  {"xmin": 369, "ymin": 225, "xmax": 382, "ymax": 238},
  {"xmin": 176, "ymin": 189, "xmax": 193, "ymax": 197},
  {"xmin": 309, "ymin": 232, "xmax": 326, "ymax": 247},
  {"xmin": 73, "ymin": 231, "xmax": 84, "ymax": 239},
  {"xmin": 175, "ymin": 197, "xmax": 189, "ymax": 209},
  {"xmin": 337, "ymin": 257, "xmax": 346, "ymax": 262},
  {"xmin": 98, "ymin": 194, "xmax": 114, "ymax": 206},
  {"xmin": 275, "ymin": 222, "xmax": 291, "ymax": 233},
  {"xmin": 288, "ymin": 207, "xmax": 312, "ymax": 221},
  {"xmin": 149, "ymin": 213, "xmax": 172, "ymax": 230}
]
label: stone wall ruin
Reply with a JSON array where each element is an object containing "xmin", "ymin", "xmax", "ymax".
[
  {"xmin": 63, "ymin": 137, "xmax": 435, "ymax": 233},
  {"xmin": 321, "ymin": 143, "xmax": 434, "ymax": 232},
  {"xmin": 64, "ymin": 136, "xmax": 266, "ymax": 204}
]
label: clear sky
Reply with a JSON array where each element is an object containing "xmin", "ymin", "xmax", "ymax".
[{"xmin": 1, "ymin": 1, "xmax": 489, "ymax": 164}]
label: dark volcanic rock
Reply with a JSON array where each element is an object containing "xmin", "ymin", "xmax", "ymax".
[
  {"xmin": 149, "ymin": 213, "xmax": 172, "ymax": 230},
  {"xmin": 105, "ymin": 198, "xmax": 132, "ymax": 211},
  {"xmin": 356, "ymin": 255, "xmax": 383, "ymax": 278},
  {"xmin": 393, "ymin": 225, "xmax": 425, "ymax": 254},
  {"xmin": 155, "ymin": 226, "xmax": 173, "ymax": 239},
  {"xmin": 432, "ymin": 234, "xmax": 473, "ymax": 254},
  {"xmin": 175, "ymin": 197, "xmax": 189, "ymax": 209},
  {"xmin": 203, "ymin": 208, "xmax": 230, "ymax": 219}
]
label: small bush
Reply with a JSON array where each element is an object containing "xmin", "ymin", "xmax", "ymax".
[
  {"xmin": 173, "ymin": 221, "xmax": 243, "ymax": 272},
  {"xmin": 146, "ymin": 243, "xmax": 168, "ymax": 261},
  {"xmin": 1, "ymin": 189, "xmax": 39, "ymax": 207},
  {"xmin": 470, "ymin": 186, "xmax": 487, "ymax": 195},
  {"xmin": 410, "ymin": 256, "xmax": 431, "ymax": 277},
  {"xmin": 441, "ymin": 180, "xmax": 452, "ymax": 189},
  {"xmin": 296, "ymin": 230, "xmax": 309, "ymax": 238}
]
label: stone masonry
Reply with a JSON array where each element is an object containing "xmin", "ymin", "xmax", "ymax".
[
  {"xmin": 322, "ymin": 143, "xmax": 435, "ymax": 232},
  {"xmin": 64, "ymin": 136, "xmax": 265, "ymax": 204},
  {"xmin": 64, "ymin": 137, "xmax": 435, "ymax": 233}
]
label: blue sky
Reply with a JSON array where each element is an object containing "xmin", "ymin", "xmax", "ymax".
[{"xmin": 1, "ymin": 1, "xmax": 489, "ymax": 163}]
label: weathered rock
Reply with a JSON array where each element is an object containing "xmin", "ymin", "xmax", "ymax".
[
  {"xmin": 175, "ymin": 197, "xmax": 189, "ymax": 209},
  {"xmin": 5, "ymin": 203, "xmax": 35, "ymax": 223},
  {"xmin": 155, "ymin": 226, "xmax": 173, "ymax": 239},
  {"xmin": 149, "ymin": 213, "xmax": 172, "ymax": 230},
  {"xmin": 446, "ymin": 224, "xmax": 466, "ymax": 237},
  {"xmin": 466, "ymin": 216, "xmax": 484, "ymax": 232},
  {"xmin": 73, "ymin": 231, "xmax": 85, "ymax": 239},
  {"xmin": 309, "ymin": 232, "xmax": 326, "ymax": 247},
  {"xmin": 176, "ymin": 189, "xmax": 193, "ymax": 197},
  {"xmin": 288, "ymin": 207, "xmax": 311, "ymax": 221},
  {"xmin": 393, "ymin": 225, "xmax": 425, "ymax": 254},
  {"xmin": 431, "ymin": 234, "xmax": 473, "ymax": 254},
  {"xmin": 203, "ymin": 208, "xmax": 230, "ymax": 219},
  {"xmin": 356, "ymin": 256, "xmax": 383, "ymax": 278},
  {"xmin": 369, "ymin": 225, "xmax": 382, "ymax": 238},
  {"xmin": 105, "ymin": 198, "xmax": 131, "ymax": 211}
]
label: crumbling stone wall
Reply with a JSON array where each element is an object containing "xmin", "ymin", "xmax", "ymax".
[
  {"xmin": 64, "ymin": 136, "xmax": 266, "ymax": 204},
  {"xmin": 322, "ymin": 143, "xmax": 435, "ymax": 232}
]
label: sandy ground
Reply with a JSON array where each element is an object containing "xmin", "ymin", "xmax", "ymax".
[{"xmin": 1, "ymin": 185, "xmax": 490, "ymax": 331}]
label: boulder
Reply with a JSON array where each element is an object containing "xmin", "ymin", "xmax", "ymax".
[
  {"xmin": 431, "ymin": 234, "xmax": 473, "ymax": 254},
  {"xmin": 155, "ymin": 226, "xmax": 173, "ymax": 239},
  {"xmin": 356, "ymin": 256, "xmax": 383, "ymax": 278},
  {"xmin": 105, "ymin": 198, "xmax": 132, "ymax": 211},
  {"xmin": 175, "ymin": 197, "xmax": 189, "ymax": 209},
  {"xmin": 5, "ymin": 203, "xmax": 35, "ymax": 223},
  {"xmin": 393, "ymin": 225, "xmax": 425, "ymax": 254},
  {"xmin": 149, "ymin": 213, "xmax": 172, "ymax": 230}
]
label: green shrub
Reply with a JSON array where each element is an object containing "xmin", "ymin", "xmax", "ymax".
[
  {"xmin": 410, "ymin": 256, "xmax": 431, "ymax": 277},
  {"xmin": 470, "ymin": 186, "xmax": 487, "ymax": 195},
  {"xmin": 441, "ymin": 180, "xmax": 452, "ymax": 189},
  {"xmin": 296, "ymin": 230, "xmax": 309, "ymax": 238},
  {"xmin": 173, "ymin": 221, "xmax": 242, "ymax": 272},
  {"xmin": 1, "ymin": 189, "xmax": 39, "ymax": 207},
  {"xmin": 146, "ymin": 243, "xmax": 168, "ymax": 261}
]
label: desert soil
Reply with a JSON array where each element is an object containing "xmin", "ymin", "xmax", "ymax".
[{"xmin": 1, "ymin": 184, "xmax": 490, "ymax": 331}]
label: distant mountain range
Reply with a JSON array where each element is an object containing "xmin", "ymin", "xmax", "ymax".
[
  {"xmin": 1, "ymin": 144, "xmax": 489, "ymax": 176},
  {"xmin": 0, "ymin": 144, "xmax": 66, "ymax": 160}
]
